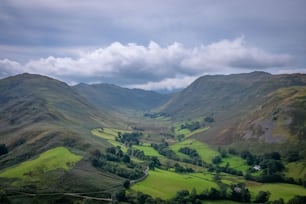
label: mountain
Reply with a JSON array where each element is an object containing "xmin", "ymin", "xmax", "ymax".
[
  {"xmin": 0, "ymin": 73, "xmax": 124, "ymax": 191},
  {"xmin": 74, "ymin": 83, "xmax": 171, "ymax": 112},
  {"xmin": 160, "ymin": 71, "xmax": 306, "ymax": 149}
]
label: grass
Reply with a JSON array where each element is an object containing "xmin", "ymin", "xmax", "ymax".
[
  {"xmin": 220, "ymin": 155, "xmax": 249, "ymax": 173},
  {"xmin": 133, "ymin": 145, "xmax": 162, "ymax": 157},
  {"xmin": 0, "ymin": 147, "xmax": 82, "ymax": 182},
  {"xmin": 170, "ymin": 139, "xmax": 219, "ymax": 163},
  {"xmin": 174, "ymin": 126, "xmax": 209, "ymax": 138},
  {"xmin": 91, "ymin": 127, "xmax": 131, "ymax": 140},
  {"xmin": 91, "ymin": 127, "xmax": 132, "ymax": 152},
  {"xmin": 247, "ymin": 182, "xmax": 306, "ymax": 202},
  {"xmin": 131, "ymin": 168, "xmax": 218, "ymax": 199},
  {"xmin": 285, "ymin": 161, "xmax": 306, "ymax": 180}
]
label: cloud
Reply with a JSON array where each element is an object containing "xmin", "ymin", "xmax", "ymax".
[{"xmin": 0, "ymin": 37, "xmax": 294, "ymax": 90}]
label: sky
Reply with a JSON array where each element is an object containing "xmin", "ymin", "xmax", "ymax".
[{"xmin": 0, "ymin": 0, "xmax": 305, "ymax": 91}]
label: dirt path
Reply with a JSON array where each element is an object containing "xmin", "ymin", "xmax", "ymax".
[{"xmin": 131, "ymin": 166, "xmax": 149, "ymax": 184}]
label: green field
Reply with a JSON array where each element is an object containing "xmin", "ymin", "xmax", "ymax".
[
  {"xmin": 247, "ymin": 182, "xmax": 306, "ymax": 202},
  {"xmin": 131, "ymin": 168, "xmax": 218, "ymax": 199},
  {"xmin": 91, "ymin": 127, "xmax": 132, "ymax": 152},
  {"xmin": 91, "ymin": 127, "xmax": 131, "ymax": 140},
  {"xmin": 0, "ymin": 147, "xmax": 82, "ymax": 181},
  {"xmin": 170, "ymin": 139, "xmax": 219, "ymax": 162},
  {"xmin": 221, "ymin": 155, "xmax": 249, "ymax": 173},
  {"xmin": 174, "ymin": 126, "xmax": 209, "ymax": 138},
  {"xmin": 285, "ymin": 161, "xmax": 306, "ymax": 180},
  {"xmin": 133, "ymin": 145, "xmax": 162, "ymax": 157}
]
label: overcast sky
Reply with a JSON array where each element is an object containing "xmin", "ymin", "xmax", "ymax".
[{"xmin": 0, "ymin": 0, "xmax": 305, "ymax": 90}]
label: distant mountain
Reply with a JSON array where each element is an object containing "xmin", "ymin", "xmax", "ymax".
[
  {"xmin": 160, "ymin": 71, "xmax": 306, "ymax": 149},
  {"xmin": 74, "ymin": 83, "xmax": 171, "ymax": 112}
]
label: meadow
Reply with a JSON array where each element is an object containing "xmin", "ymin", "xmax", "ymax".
[
  {"xmin": 0, "ymin": 147, "xmax": 82, "ymax": 182},
  {"xmin": 170, "ymin": 138, "xmax": 249, "ymax": 173},
  {"xmin": 131, "ymin": 168, "xmax": 218, "ymax": 199},
  {"xmin": 247, "ymin": 182, "xmax": 306, "ymax": 202}
]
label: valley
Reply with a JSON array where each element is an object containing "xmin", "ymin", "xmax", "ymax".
[{"xmin": 0, "ymin": 72, "xmax": 306, "ymax": 203}]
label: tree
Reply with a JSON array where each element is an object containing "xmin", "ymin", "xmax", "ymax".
[
  {"xmin": 0, "ymin": 144, "xmax": 8, "ymax": 156},
  {"xmin": 123, "ymin": 180, "xmax": 130, "ymax": 189},
  {"xmin": 212, "ymin": 156, "xmax": 222, "ymax": 164},
  {"xmin": 254, "ymin": 191, "xmax": 270, "ymax": 203}
]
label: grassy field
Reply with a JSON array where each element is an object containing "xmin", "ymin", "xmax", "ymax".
[
  {"xmin": 220, "ymin": 155, "xmax": 249, "ymax": 173},
  {"xmin": 170, "ymin": 139, "xmax": 219, "ymax": 163},
  {"xmin": 133, "ymin": 145, "xmax": 162, "ymax": 157},
  {"xmin": 131, "ymin": 168, "xmax": 218, "ymax": 199},
  {"xmin": 285, "ymin": 161, "xmax": 306, "ymax": 180},
  {"xmin": 0, "ymin": 147, "xmax": 82, "ymax": 181},
  {"xmin": 91, "ymin": 127, "xmax": 131, "ymax": 140},
  {"xmin": 91, "ymin": 127, "xmax": 132, "ymax": 152},
  {"xmin": 174, "ymin": 126, "xmax": 209, "ymax": 138},
  {"xmin": 170, "ymin": 138, "xmax": 249, "ymax": 172},
  {"xmin": 247, "ymin": 182, "xmax": 306, "ymax": 202}
]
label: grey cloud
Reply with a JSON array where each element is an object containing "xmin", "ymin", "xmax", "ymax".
[{"xmin": 0, "ymin": 38, "xmax": 295, "ymax": 90}]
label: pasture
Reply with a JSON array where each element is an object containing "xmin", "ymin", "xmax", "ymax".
[
  {"xmin": 247, "ymin": 182, "xmax": 306, "ymax": 202},
  {"xmin": 131, "ymin": 168, "xmax": 218, "ymax": 199},
  {"xmin": 0, "ymin": 147, "xmax": 82, "ymax": 181}
]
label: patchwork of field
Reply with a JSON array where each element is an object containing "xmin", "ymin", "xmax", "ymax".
[
  {"xmin": 0, "ymin": 147, "xmax": 82, "ymax": 183},
  {"xmin": 131, "ymin": 168, "xmax": 218, "ymax": 199},
  {"xmin": 92, "ymin": 127, "xmax": 306, "ymax": 202},
  {"xmin": 170, "ymin": 139, "xmax": 248, "ymax": 172}
]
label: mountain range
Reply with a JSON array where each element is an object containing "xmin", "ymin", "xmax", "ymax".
[{"xmin": 0, "ymin": 71, "xmax": 306, "ymax": 202}]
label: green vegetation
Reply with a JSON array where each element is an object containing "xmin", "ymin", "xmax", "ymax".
[
  {"xmin": 171, "ymin": 139, "xmax": 219, "ymax": 162},
  {"xmin": 133, "ymin": 145, "xmax": 162, "ymax": 157},
  {"xmin": 248, "ymin": 183, "xmax": 306, "ymax": 202},
  {"xmin": 91, "ymin": 127, "xmax": 131, "ymax": 140},
  {"xmin": 285, "ymin": 161, "xmax": 306, "ymax": 181},
  {"xmin": 0, "ymin": 147, "xmax": 82, "ymax": 181},
  {"xmin": 174, "ymin": 121, "xmax": 209, "ymax": 138},
  {"xmin": 131, "ymin": 169, "xmax": 217, "ymax": 199}
]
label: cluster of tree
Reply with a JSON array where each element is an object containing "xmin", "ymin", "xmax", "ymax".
[
  {"xmin": 115, "ymin": 132, "xmax": 142, "ymax": 147},
  {"xmin": 210, "ymin": 164, "xmax": 243, "ymax": 176},
  {"xmin": 151, "ymin": 142, "xmax": 179, "ymax": 161},
  {"xmin": 91, "ymin": 147, "xmax": 144, "ymax": 180},
  {"xmin": 180, "ymin": 121, "xmax": 201, "ymax": 131},
  {"xmin": 174, "ymin": 163, "xmax": 194, "ymax": 173},
  {"xmin": 0, "ymin": 144, "xmax": 8, "ymax": 156},
  {"xmin": 144, "ymin": 112, "xmax": 170, "ymax": 119},
  {"xmin": 126, "ymin": 148, "xmax": 161, "ymax": 170},
  {"xmin": 239, "ymin": 150, "xmax": 284, "ymax": 182},
  {"xmin": 127, "ymin": 149, "xmax": 149, "ymax": 160},
  {"xmin": 204, "ymin": 116, "xmax": 215, "ymax": 123},
  {"xmin": 178, "ymin": 147, "xmax": 199, "ymax": 158}
]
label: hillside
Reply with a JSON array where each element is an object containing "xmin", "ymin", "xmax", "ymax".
[
  {"xmin": 74, "ymin": 83, "xmax": 171, "ymax": 112},
  {"xmin": 0, "ymin": 73, "xmax": 124, "ymax": 192},
  {"xmin": 160, "ymin": 72, "xmax": 306, "ymax": 147}
]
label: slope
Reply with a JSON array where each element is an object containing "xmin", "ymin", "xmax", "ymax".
[
  {"xmin": 0, "ymin": 73, "xmax": 124, "ymax": 191},
  {"xmin": 74, "ymin": 83, "xmax": 171, "ymax": 112},
  {"xmin": 160, "ymin": 72, "xmax": 306, "ymax": 146}
]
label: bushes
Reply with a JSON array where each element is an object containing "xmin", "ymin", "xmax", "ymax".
[{"xmin": 0, "ymin": 144, "xmax": 8, "ymax": 156}]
